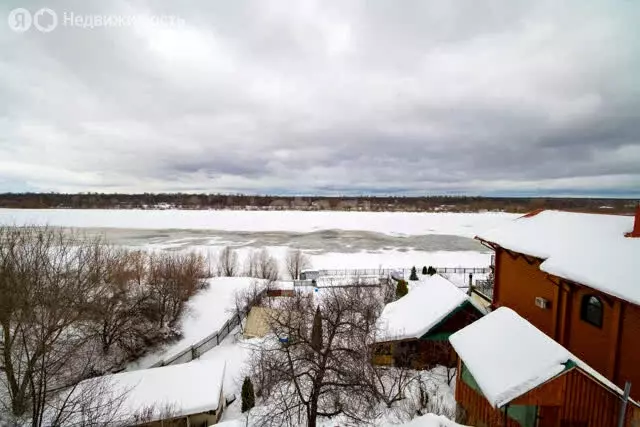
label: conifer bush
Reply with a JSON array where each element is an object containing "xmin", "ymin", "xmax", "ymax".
[
  {"xmin": 241, "ymin": 376, "xmax": 255, "ymax": 413},
  {"xmin": 409, "ymin": 266, "xmax": 419, "ymax": 281},
  {"xmin": 396, "ymin": 279, "xmax": 409, "ymax": 299}
]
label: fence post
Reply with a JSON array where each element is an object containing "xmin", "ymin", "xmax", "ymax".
[{"xmin": 617, "ymin": 382, "xmax": 632, "ymax": 427}]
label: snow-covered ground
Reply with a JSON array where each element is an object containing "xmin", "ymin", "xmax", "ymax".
[
  {"xmin": 129, "ymin": 277, "xmax": 262, "ymax": 369},
  {"xmin": 0, "ymin": 209, "xmax": 516, "ymax": 237},
  {"xmin": 0, "ymin": 209, "xmax": 507, "ymax": 426},
  {"xmin": 123, "ymin": 272, "xmax": 466, "ymax": 426}
]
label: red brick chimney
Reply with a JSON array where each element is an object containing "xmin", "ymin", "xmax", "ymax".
[{"xmin": 627, "ymin": 205, "xmax": 640, "ymax": 238}]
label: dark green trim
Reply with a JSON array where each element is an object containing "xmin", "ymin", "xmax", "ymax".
[
  {"xmin": 424, "ymin": 331, "xmax": 451, "ymax": 341},
  {"xmin": 461, "ymin": 362, "xmax": 483, "ymax": 394},
  {"xmin": 420, "ymin": 300, "xmax": 484, "ymax": 341}
]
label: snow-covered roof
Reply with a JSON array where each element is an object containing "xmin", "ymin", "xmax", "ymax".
[
  {"xmin": 376, "ymin": 274, "xmax": 470, "ymax": 342},
  {"xmin": 449, "ymin": 307, "xmax": 637, "ymax": 408},
  {"xmin": 476, "ymin": 210, "xmax": 640, "ymax": 305},
  {"xmin": 450, "ymin": 307, "xmax": 569, "ymax": 407},
  {"xmin": 81, "ymin": 360, "xmax": 226, "ymax": 423}
]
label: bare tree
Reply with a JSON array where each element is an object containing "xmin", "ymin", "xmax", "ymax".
[
  {"xmin": 244, "ymin": 250, "xmax": 259, "ymax": 278},
  {"xmin": 248, "ymin": 286, "xmax": 383, "ymax": 427},
  {"xmin": 44, "ymin": 363, "xmax": 131, "ymax": 427},
  {"xmin": 144, "ymin": 251, "xmax": 207, "ymax": 331},
  {"xmin": 285, "ymin": 249, "xmax": 311, "ymax": 280},
  {"xmin": 255, "ymin": 248, "xmax": 279, "ymax": 281},
  {"xmin": 85, "ymin": 248, "xmax": 150, "ymax": 357},
  {"xmin": 217, "ymin": 246, "xmax": 239, "ymax": 277},
  {"xmin": 365, "ymin": 365, "xmax": 419, "ymax": 410},
  {"xmin": 0, "ymin": 226, "xmax": 128, "ymax": 425},
  {"xmin": 230, "ymin": 280, "xmax": 271, "ymax": 334}
]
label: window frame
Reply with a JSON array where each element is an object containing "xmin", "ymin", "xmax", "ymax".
[{"xmin": 580, "ymin": 294, "xmax": 604, "ymax": 328}]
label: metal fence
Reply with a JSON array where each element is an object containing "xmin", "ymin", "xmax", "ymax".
[
  {"xmin": 315, "ymin": 268, "xmax": 394, "ymax": 277},
  {"xmin": 436, "ymin": 267, "xmax": 491, "ymax": 274},
  {"xmin": 293, "ymin": 277, "xmax": 382, "ymax": 288},
  {"xmin": 148, "ymin": 266, "xmax": 491, "ymax": 368},
  {"xmin": 473, "ymin": 279, "xmax": 494, "ymax": 300},
  {"xmin": 150, "ymin": 291, "xmax": 266, "ymax": 368},
  {"xmin": 311, "ymin": 266, "xmax": 490, "ymax": 277},
  {"xmin": 150, "ymin": 312, "xmax": 244, "ymax": 368}
]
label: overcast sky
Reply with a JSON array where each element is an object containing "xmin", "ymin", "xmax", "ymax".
[{"xmin": 1, "ymin": 1, "xmax": 639, "ymax": 196}]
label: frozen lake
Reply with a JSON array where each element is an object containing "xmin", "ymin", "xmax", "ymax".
[
  {"xmin": 78, "ymin": 227, "xmax": 486, "ymax": 253},
  {"xmin": 0, "ymin": 209, "xmax": 517, "ymax": 270}
]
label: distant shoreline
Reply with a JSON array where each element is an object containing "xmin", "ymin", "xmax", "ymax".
[{"xmin": 0, "ymin": 194, "xmax": 637, "ymax": 214}]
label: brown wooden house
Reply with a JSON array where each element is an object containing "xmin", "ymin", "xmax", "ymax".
[
  {"xmin": 372, "ymin": 274, "xmax": 484, "ymax": 369},
  {"xmin": 476, "ymin": 207, "xmax": 640, "ymax": 399},
  {"xmin": 450, "ymin": 307, "xmax": 640, "ymax": 427}
]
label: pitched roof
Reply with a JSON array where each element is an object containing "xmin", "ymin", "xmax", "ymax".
[
  {"xmin": 75, "ymin": 360, "xmax": 226, "ymax": 424},
  {"xmin": 449, "ymin": 307, "xmax": 636, "ymax": 408},
  {"xmin": 476, "ymin": 210, "xmax": 640, "ymax": 305},
  {"xmin": 375, "ymin": 274, "xmax": 470, "ymax": 343}
]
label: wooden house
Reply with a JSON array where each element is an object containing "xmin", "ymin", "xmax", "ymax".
[
  {"xmin": 450, "ymin": 307, "xmax": 640, "ymax": 427},
  {"xmin": 476, "ymin": 208, "xmax": 640, "ymax": 398},
  {"xmin": 372, "ymin": 274, "xmax": 484, "ymax": 369}
]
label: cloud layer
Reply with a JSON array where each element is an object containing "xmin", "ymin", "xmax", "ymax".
[{"xmin": 1, "ymin": 0, "xmax": 639, "ymax": 196}]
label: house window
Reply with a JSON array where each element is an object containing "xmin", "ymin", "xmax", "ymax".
[{"xmin": 580, "ymin": 295, "xmax": 603, "ymax": 328}]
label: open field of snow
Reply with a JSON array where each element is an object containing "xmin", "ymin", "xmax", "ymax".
[{"xmin": 0, "ymin": 209, "xmax": 517, "ymax": 237}]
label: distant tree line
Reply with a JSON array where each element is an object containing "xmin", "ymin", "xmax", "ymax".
[{"xmin": 0, "ymin": 193, "xmax": 637, "ymax": 213}]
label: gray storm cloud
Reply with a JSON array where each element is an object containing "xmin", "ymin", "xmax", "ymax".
[{"xmin": 0, "ymin": 0, "xmax": 639, "ymax": 196}]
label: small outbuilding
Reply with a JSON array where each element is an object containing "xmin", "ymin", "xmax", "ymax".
[
  {"xmin": 450, "ymin": 307, "xmax": 640, "ymax": 427},
  {"xmin": 244, "ymin": 306, "xmax": 282, "ymax": 339},
  {"xmin": 373, "ymin": 274, "xmax": 484, "ymax": 369},
  {"xmin": 74, "ymin": 360, "xmax": 227, "ymax": 426}
]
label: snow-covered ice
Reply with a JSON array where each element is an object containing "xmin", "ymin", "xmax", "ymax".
[{"xmin": 0, "ymin": 209, "xmax": 516, "ymax": 237}]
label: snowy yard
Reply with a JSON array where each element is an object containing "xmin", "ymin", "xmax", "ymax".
[
  {"xmin": 0, "ymin": 209, "xmax": 509, "ymax": 426},
  {"xmin": 128, "ymin": 277, "xmax": 264, "ymax": 369},
  {"xmin": 118, "ymin": 271, "xmax": 469, "ymax": 426}
]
